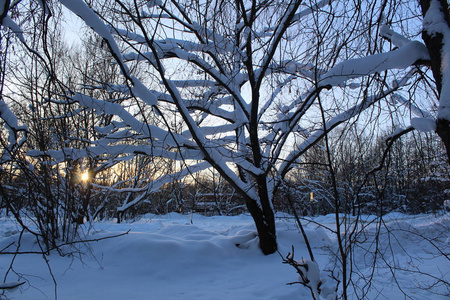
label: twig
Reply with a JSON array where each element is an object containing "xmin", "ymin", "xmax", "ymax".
[
  {"xmin": 279, "ymin": 246, "xmax": 320, "ymax": 300},
  {"xmin": 284, "ymin": 184, "xmax": 315, "ymax": 262}
]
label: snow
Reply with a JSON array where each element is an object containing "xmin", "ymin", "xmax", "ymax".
[
  {"xmin": 147, "ymin": 0, "xmax": 163, "ymax": 8},
  {"xmin": 0, "ymin": 213, "xmax": 448, "ymax": 300},
  {"xmin": 130, "ymin": 76, "xmax": 158, "ymax": 106},
  {"xmin": 294, "ymin": 258, "xmax": 322, "ymax": 299},
  {"xmin": 390, "ymin": 93, "xmax": 434, "ymax": 119},
  {"xmin": 320, "ymin": 40, "xmax": 429, "ymax": 88},
  {"xmin": 70, "ymin": 93, "xmax": 192, "ymax": 148},
  {"xmin": 1, "ymin": 16, "xmax": 25, "ymax": 43},
  {"xmin": 0, "ymin": 100, "xmax": 26, "ymax": 135},
  {"xmin": 292, "ymin": 0, "xmax": 336, "ymax": 23},
  {"xmin": 411, "ymin": 117, "xmax": 437, "ymax": 132},
  {"xmin": 0, "ymin": 99, "xmax": 27, "ymax": 162},
  {"xmin": 380, "ymin": 25, "xmax": 411, "ymax": 47}
]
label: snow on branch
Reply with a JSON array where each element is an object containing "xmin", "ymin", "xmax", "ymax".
[
  {"xmin": 152, "ymin": 1, "xmax": 235, "ymax": 54},
  {"xmin": 27, "ymin": 143, "xmax": 203, "ymax": 164},
  {"xmin": 71, "ymin": 92, "xmax": 194, "ymax": 148},
  {"xmin": 182, "ymin": 99, "xmax": 237, "ymax": 123},
  {"xmin": 74, "ymin": 4, "xmax": 256, "ymax": 198},
  {"xmin": 186, "ymin": 123, "xmax": 242, "ymax": 137},
  {"xmin": 111, "ymin": 27, "xmax": 148, "ymax": 45},
  {"xmin": 389, "ymin": 86, "xmax": 437, "ymax": 133},
  {"xmin": 166, "ymin": 47, "xmax": 249, "ymax": 115},
  {"xmin": 116, "ymin": 161, "xmax": 211, "ymax": 212},
  {"xmin": 380, "ymin": 25, "xmax": 411, "ymax": 47},
  {"xmin": 411, "ymin": 118, "xmax": 436, "ymax": 132},
  {"xmin": 319, "ymin": 40, "xmax": 429, "ymax": 88},
  {"xmin": 390, "ymin": 93, "xmax": 434, "ymax": 119},
  {"xmin": 259, "ymin": 75, "xmax": 296, "ymax": 119},
  {"xmin": 147, "ymin": 0, "xmax": 163, "ymax": 9},
  {"xmin": 265, "ymin": 86, "xmax": 322, "ymax": 162},
  {"xmin": 255, "ymin": 61, "xmax": 322, "ymax": 92},
  {"xmin": 213, "ymin": 146, "xmax": 264, "ymax": 176},
  {"xmin": 281, "ymin": 246, "xmax": 336, "ymax": 300},
  {"xmin": 0, "ymin": 99, "xmax": 27, "ymax": 162},
  {"xmin": 123, "ymin": 41, "xmax": 249, "ymax": 118},
  {"xmin": 292, "ymin": 0, "xmax": 337, "ymax": 23},
  {"xmin": 171, "ymin": 79, "xmax": 218, "ymax": 88},
  {"xmin": 248, "ymin": 0, "xmax": 336, "ymax": 42},
  {"xmin": 255, "ymin": 1, "xmax": 303, "ymax": 82},
  {"xmin": 160, "ymin": 75, "xmax": 258, "ymax": 201},
  {"xmin": 95, "ymin": 80, "xmax": 238, "ymax": 124},
  {"xmin": 1, "ymin": 16, "xmax": 26, "ymax": 43},
  {"xmin": 0, "ymin": 281, "xmax": 25, "ymax": 290},
  {"xmin": 279, "ymin": 70, "xmax": 415, "ymax": 176},
  {"xmin": 99, "ymin": 4, "xmax": 249, "ymax": 119}
]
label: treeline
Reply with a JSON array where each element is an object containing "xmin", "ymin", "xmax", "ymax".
[
  {"xmin": 284, "ymin": 130, "xmax": 449, "ymax": 216},
  {"xmin": 2, "ymin": 124, "xmax": 448, "ymax": 224}
]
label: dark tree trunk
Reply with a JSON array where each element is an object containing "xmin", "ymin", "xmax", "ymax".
[
  {"xmin": 419, "ymin": 0, "xmax": 450, "ymax": 162},
  {"xmin": 245, "ymin": 175, "xmax": 277, "ymax": 255},
  {"xmin": 437, "ymin": 119, "xmax": 450, "ymax": 162},
  {"xmin": 246, "ymin": 198, "xmax": 277, "ymax": 255}
]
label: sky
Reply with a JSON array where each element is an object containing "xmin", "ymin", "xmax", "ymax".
[{"xmin": 61, "ymin": 5, "xmax": 84, "ymax": 46}]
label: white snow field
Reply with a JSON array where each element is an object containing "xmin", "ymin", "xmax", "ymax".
[{"xmin": 0, "ymin": 212, "xmax": 448, "ymax": 300}]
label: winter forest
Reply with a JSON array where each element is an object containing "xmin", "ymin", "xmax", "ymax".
[{"xmin": 0, "ymin": 0, "xmax": 449, "ymax": 299}]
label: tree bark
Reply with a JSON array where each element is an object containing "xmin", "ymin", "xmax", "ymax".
[
  {"xmin": 419, "ymin": 0, "xmax": 450, "ymax": 162},
  {"xmin": 436, "ymin": 119, "xmax": 450, "ymax": 161},
  {"xmin": 244, "ymin": 174, "xmax": 277, "ymax": 255},
  {"xmin": 246, "ymin": 197, "xmax": 277, "ymax": 255}
]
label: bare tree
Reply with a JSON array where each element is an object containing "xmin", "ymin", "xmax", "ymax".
[{"xmin": 1, "ymin": 0, "xmax": 446, "ymax": 256}]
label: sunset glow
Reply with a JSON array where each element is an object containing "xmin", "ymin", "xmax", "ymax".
[{"xmin": 80, "ymin": 171, "xmax": 89, "ymax": 182}]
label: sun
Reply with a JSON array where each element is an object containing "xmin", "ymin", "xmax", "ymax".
[{"xmin": 80, "ymin": 171, "xmax": 90, "ymax": 182}]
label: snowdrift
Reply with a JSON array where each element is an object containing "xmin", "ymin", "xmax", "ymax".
[{"xmin": 0, "ymin": 213, "xmax": 448, "ymax": 299}]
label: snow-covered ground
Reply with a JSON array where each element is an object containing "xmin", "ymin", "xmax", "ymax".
[{"xmin": 0, "ymin": 212, "xmax": 448, "ymax": 299}]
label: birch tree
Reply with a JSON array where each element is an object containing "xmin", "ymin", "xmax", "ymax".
[{"xmin": 0, "ymin": 0, "xmax": 446, "ymax": 255}]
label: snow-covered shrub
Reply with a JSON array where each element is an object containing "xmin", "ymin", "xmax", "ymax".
[{"xmin": 282, "ymin": 250, "xmax": 337, "ymax": 300}]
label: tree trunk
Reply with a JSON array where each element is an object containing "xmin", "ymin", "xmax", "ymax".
[
  {"xmin": 436, "ymin": 119, "xmax": 450, "ymax": 162},
  {"xmin": 246, "ymin": 198, "xmax": 277, "ymax": 255},
  {"xmin": 419, "ymin": 0, "xmax": 450, "ymax": 162},
  {"xmin": 244, "ymin": 175, "xmax": 277, "ymax": 255}
]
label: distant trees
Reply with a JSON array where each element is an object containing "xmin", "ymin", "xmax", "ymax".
[{"xmin": 287, "ymin": 129, "xmax": 448, "ymax": 216}]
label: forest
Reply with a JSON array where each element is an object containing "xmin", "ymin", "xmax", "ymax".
[{"xmin": 0, "ymin": 0, "xmax": 449, "ymax": 299}]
